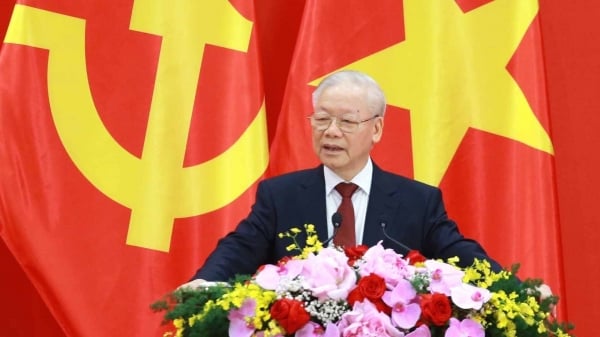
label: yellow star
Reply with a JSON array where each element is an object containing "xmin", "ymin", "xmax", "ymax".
[{"xmin": 317, "ymin": 0, "xmax": 553, "ymax": 186}]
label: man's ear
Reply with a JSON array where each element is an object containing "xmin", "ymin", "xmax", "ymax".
[{"xmin": 372, "ymin": 117, "xmax": 384, "ymax": 143}]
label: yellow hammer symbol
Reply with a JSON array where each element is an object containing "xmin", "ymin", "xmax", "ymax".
[{"xmin": 4, "ymin": 2, "xmax": 269, "ymax": 252}]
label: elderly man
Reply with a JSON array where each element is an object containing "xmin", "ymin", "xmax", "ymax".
[{"xmin": 191, "ymin": 70, "xmax": 500, "ymax": 282}]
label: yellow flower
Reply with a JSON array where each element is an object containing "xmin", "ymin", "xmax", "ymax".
[
  {"xmin": 446, "ymin": 256, "xmax": 460, "ymax": 265},
  {"xmin": 188, "ymin": 313, "xmax": 206, "ymax": 327},
  {"xmin": 463, "ymin": 258, "xmax": 511, "ymax": 289},
  {"xmin": 470, "ymin": 313, "xmax": 488, "ymax": 327},
  {"xmin": 172, "ymin": 318, "xmax": 185, "ymax": 337},
  {"xmin": 277, "ymin": 224, "xmax": 325, "ymax": 259},
  {"xmin": 463, "ymin": 268, "xmax": 481, "ymax": 283},
  {"xmin": 496, "ymin": 310, "xmax": 509, "ymax": 329},
  {"xmin": 264, "ymin": 320, "xmax": 284, "ymax": 337},
  {"xmin": 305, "ymin": 224, "xmax": 316, "ymax": 233},
  {"xmin": 518, "ymin": 302, "xmax": 536, "ymax": 325},
  {"xmin": 537, "ymin": 322, "xmax": 547, "ymax": 334},
  {"xmin": 306, "ymin": 235, "xmax": 319, "ymax": 246},
  {"xmin": 216, "ymin": 281, "xmax": 277, "ymax": 331}
]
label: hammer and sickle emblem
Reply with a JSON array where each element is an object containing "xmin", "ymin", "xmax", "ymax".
[{"xmin": 5, "ymin": 1, "xmax": 269, "ymax": 252}]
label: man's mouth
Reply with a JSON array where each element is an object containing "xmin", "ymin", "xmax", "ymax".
[{"xmin": 323, "ymin": 144, "xmax": 343, "ymax": 152}]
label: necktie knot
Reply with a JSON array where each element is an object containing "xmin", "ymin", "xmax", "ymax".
[
  {"xmin": 333, "ymin": 182, "xmax": 358, "ymax": 248},
  {"xmin": 335, "ymin": 182, "xmax": 358, "ymax": 198}
]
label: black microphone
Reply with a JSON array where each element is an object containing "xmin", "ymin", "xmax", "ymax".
[
  {"xmin": 380, "ymin": 218, "xmax": 413, "ymax": 255},
  {"xmin": 323, "ymin": 212, "xmax": 342, "ymax": 247}
]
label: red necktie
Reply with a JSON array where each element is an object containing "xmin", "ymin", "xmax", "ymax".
[{"xmin": 333, "ymin": 182, "xmax": 359, "ymax": 248}]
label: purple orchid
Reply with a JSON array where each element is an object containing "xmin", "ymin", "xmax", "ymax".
[
  {"xmin": 450, "ymin": 283, "xmax": 491, "ymax": 310},
  {"xmin": 406, "ymin": 325, "xmax": 431, "ymax": 337},
  {"xmin": 228, "ymin": 298, "xmax": 256, "ymax": 337},
  {"xmin": 423, "ymin": 260, "xmax": 465, "ymax": 296},
  {"xmin": 444, "ymin": 318, "xmax": 485, "ymax": 337},
  {"xmin": 381, "ymin": 278, "xmax": 421, "ymax": 329}
]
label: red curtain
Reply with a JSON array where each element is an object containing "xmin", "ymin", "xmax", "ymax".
[{"xmin": 1, "ymin": 1, "xmax": 599, "ymax": 336}]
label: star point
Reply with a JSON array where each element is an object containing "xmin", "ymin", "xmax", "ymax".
[{"xmin": 319, "ymin": 0, "xmax": 552, "ymax": 186}]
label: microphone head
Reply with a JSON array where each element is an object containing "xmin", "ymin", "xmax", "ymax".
[
  {"xmin": 379, "ymin": 216, "xmax": 413, "ymax": 254},
  {"xmin": 379, "ymin": 216, "xmax": 389, "ymax": 228},
  {"xmin": 332, "ymin": 212, "xmax": 342, "ymax": 228}
]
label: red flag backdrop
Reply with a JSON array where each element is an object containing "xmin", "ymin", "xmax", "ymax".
[
  {"xmin": 0, "ymin": 0, "xmax": 267, "ymax": 336},
  {"xmin": 1, "ymin": 1, "xmax": 599, "ymax": 337}
]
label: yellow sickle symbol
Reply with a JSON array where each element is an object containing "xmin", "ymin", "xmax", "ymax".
[{"xmin": 4, "ymin": 2, "xmax": 269, "ymax": 252}]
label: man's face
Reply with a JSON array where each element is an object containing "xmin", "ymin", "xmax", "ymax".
[{"xmin": 311, "ymin": 84, "xmax": 383, "ymax": 180}]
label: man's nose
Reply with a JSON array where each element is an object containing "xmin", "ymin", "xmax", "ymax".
[{"xmin": 323, "ymin": 117, "xmax": 343, "ymax": 135}]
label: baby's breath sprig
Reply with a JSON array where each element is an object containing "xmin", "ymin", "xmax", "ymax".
[{"xmin": 409, "ymin": 269, "xmax": 431, "ymax": 293}]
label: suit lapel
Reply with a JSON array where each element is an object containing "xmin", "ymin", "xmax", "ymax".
[
  {"xmin": 296, "ymin": 166, "xmax": 329, "ymax": 242},
  {"xmin": 295, "ymin": 164, "xmax": 402, "ymax": 246},
  {"xmin": 362, "ymin": 164, "xmax": 401, "ymax": 246}
]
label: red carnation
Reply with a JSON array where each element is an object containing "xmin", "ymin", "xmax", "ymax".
[
  {"xmin": 269, "ymin": 298, "xmax": 310, "ymax": 334},
  {"xmin": 406, "ymin": 250, "xmax": 426, "ymax": 265},
  {"xmin": 344, "ymin": 245, "xmax": 369, "ymax": 266},
  {"xmin": 419, "ymin": 293, "xmax": 452, "ymax": 326}
]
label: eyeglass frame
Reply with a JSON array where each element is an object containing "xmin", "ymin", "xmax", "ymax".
[{"xmin": 307, "ymin": 112, "xmax": 381, "ymax": 133}]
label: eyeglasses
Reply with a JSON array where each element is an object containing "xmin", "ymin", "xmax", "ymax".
[{"xmin": 308, "ymin": 112, "xmax": 380, "ymax": 133}]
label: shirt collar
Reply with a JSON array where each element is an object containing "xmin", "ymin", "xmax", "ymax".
[{"xmin": 324, "ymin": 158, "xmax": 373, "ymax": 195}]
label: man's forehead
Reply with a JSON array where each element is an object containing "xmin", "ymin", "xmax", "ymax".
[{"xmin": 315, "ymin": 104, "xmax": 359, "ymax": 114}]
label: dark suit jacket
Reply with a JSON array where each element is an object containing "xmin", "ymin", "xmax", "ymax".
[{"xmin": 193, "ymin": 164, "xmax": 501, "ymax": 281}]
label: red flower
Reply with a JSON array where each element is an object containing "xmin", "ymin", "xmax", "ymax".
[
  {"xmin": 347, "ymin": 287, "xmax": 365, "ymax": 306},
  {"xmin": 372, "ymin": 298, "xmax": 392, "ymax": 315},
  {"xmin": 269, "ymin": 298, "xmax": 310, "ymax": 334},
  {"xmin": 277, "ymin": 256, "xmax": 292, "ymax": 265},
  {"xmin": 419, "ymin": 293, "xmax": 452, "ymax": 326},
  {"xmin": 344, "ymin": 245, "xmax": 368, "ymax": 266},
  {"xmin": 406, "ymin": 250, "xmax": 426, "ymax": 265},
  {"xmin": 357, "ymin": 273, "xmax": 386, "ymax": 300},
  {"xmin": 347, "ymin": 274, "xmax": 391, "ymax": 314}
]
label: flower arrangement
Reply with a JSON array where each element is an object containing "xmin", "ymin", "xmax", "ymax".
[{"xmin": 152, "ymin": 224, "xmax": 574, "ymax": 337}]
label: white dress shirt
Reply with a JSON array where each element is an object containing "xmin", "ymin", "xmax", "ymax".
[{"xmin": 324, "ymin": 158, "xmax": 373, "ymax": 245}]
